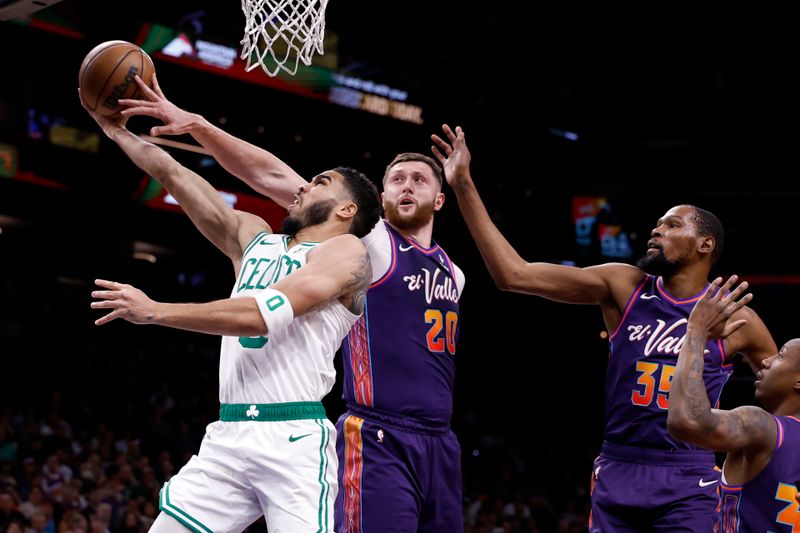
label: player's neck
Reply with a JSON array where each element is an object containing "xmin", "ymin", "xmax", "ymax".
[
  {"xmin": 659, "ymin": 267, "xmax": 710, "ymax": 299},
  {"xmin": 387, "ymin": 218, "xmax": 435, "ymax": 248},
  {"xmin": 289, "ymin": 222, "xmax": 349, "ymax": 247},
  {"xmin": 771, "ymin": 399, "xmax": 800, "ymax": 418}
]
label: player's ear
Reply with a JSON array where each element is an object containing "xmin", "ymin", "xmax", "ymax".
[
  {"xmin": 433, "ymin": 191, "xmax": 445, "ymax": 212},
  {"xmin": 338, "ymin": 200, "xmax": 357, "ymax": 221},
  {"xmin": 698, "ymin": 236, "xmax": 714, "ymax": 257}
]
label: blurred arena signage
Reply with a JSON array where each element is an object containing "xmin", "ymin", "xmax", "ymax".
[
  {"xmin": 572, "ymin": 196, "xmax": 632, "ymax": 259},
  {"xmin": 134, "ymin": 176, "xmax": 286, "ymax": 229},
  {"xmin": 0, "ymin": 144, "xmax": 18, "ymax": 178},
  {"xmin": 136, "ymin": 23, "xmax": 424, "ymax": 124}
]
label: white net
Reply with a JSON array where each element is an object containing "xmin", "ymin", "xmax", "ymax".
[{"xmin": 240, "ymin": 0, "xmax": 329, "ymax": 76}]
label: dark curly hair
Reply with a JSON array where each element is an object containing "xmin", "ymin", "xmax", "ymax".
[{"xmin": 334, "ymin": 166, "xmax": 382, "ymax": 238}]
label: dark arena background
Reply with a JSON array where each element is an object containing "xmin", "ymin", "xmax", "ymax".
[{"xmin": 1, "ymin": 2, "xmax": 799, "ymax": 532}]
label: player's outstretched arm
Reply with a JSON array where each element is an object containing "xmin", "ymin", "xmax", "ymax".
[
  {"xmin": 80, "ymin": 90, "xmax": 267, "ymax": 261},
  {"xmin": 432, "ymin": 124, "xmax": 640, "ymax": 305},
  {"xmin": 667, "ymin": 276, "xmax": 776, "ymax": 453},
  {"xmin": 90, "ymin": 235, "xmax": 371, "ymax": 335},
  {"xmin": 91, "ymin": 279, "xmax": 267, "ymax": 335},
  {"xmin": 119, "ymin": 74, "xmax": 307, "ymax": 208}
]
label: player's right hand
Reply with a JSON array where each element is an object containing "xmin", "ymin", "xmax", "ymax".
[
  {"xmin": 90, "ymin": 279, "xmax": 157, "ymax": 326},
  {"xmin": 78, "ymin": 89, "xmax": 129, "ymax": 137},
  {"xmin": 118, "ymin": 73, "xmax": 200, "ymax": 137},
  {"xmin": 687, "ymin": 275, "xmax": 752, "ymax": 340}
]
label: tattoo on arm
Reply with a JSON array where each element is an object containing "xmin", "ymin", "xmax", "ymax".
[
  {"xmin": 345, "ymin": 252, "xmax": 371, "ymax": 314},
  {"xmin": 720, "ymin": 406, "xmax": 774, "ymax": 446},
  {"xmin": 686, "ymin": 355, "xmax": 711, "ymax": 423}
]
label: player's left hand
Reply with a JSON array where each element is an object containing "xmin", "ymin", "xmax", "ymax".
[
  {"xmin": 90, "ymin": 279, "xmax": 156, "ymax": 326},
  {"xmin": 688, "ymin": 275, "xmax": 752, "ymax": 339},
  {"xmin": 118, "ymin": 73, "xmax": 198, "ymax": 138}
]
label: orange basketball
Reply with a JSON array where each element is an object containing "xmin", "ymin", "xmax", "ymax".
[{"xmin": 79, "ymin": 40, "xmax": 155, "ymax": 117}]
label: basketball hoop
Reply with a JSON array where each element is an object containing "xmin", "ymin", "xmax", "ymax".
[{"xmin": 240, "ymin": 0, "xmax": 329, "ymax": 76}]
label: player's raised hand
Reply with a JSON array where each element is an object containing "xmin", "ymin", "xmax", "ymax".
[
  {"xmin": 431, "ymin": 124, "xmax": 472, "ymax": 188},
  {"xmin": 688, "ymin": 275, "xmax": 752, "ymax": 340},
  {"xmin": 78, "ymin": 88, "xmax": 129, "ymax": 137},
  {"xmin": 90, "ymin": 279, "xmax": 157, "ymax": 326},
  {"xmin": 118, "ymin": 73, "xmax": 199, "ymax": 137}
]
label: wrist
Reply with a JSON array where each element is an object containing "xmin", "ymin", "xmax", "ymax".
[
  {"xmin": 148, "ymin": 301, "xmax": 165, "ymax": 324},
  {"xmin": 450, "ymin": 172, "xmax": 474, "ymax": 193},
  {"xmin": 104, "ymin": 122, "xmax": 127, "ymax": 141},
  {"xmin": 191, "ymin": 113, "xmax": 212, "ymax": 134},
  {"xmin": 685, "ymin": 324, "xmax": 709, "ymax": 339}
]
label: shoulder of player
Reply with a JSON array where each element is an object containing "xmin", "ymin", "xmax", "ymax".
[
  {"xmin": 360, "ymin": 218, "xmax": 387, "ymax": 248},
  {"xmin": 730, "ymin": 304, "xmax": 773, "ymax": 344},
  {"xmin": 236, "ymin": 213, "xmax": 272, "ymax": 255},
  {"xmin": 731, "ymin": 304, "xmax": 760, "ymax": 321},
  {"xmin": 726, "ymin": 405, "xmax": 778, "ymax": 450},
  {"xmin": 584, "ymin": 263, "xmax": 646, "ymax": 309},
  {"xmin": 586, "ymin": 262, "xmax": 646, "ymax": 288}
]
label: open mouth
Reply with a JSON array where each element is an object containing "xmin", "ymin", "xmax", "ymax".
[{"xmin": 647, "ymin": 241, "xmax": 662, "ymax": 253}]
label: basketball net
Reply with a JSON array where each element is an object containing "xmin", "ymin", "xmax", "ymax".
[{"xmin": 240, "ymin": 0, "xmax": 329, "ymax": 76}]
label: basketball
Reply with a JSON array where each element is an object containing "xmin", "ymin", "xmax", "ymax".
[{"xmin": 79, "ymin": 40, "xmax": 155, "ymax": 117}]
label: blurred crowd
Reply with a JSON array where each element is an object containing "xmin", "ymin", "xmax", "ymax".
[{"xmin": 0, "ymin": 392, "xmax": 592, "ymax": 533}]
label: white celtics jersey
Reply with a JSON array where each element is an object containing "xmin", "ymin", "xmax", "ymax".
[{"xmin": 219, "ymin": 232, "xmax": 360, "ymax": 404}]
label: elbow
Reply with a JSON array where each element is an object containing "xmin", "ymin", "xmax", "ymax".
[
  {"xmin": 492, "ymin": 265, "xmax": 526, "ymax": 292},
  {"xmin": 666, "ymin": 412, "xmax": 702, "ymax": 442},
  {"xmin": 494, "ymin": 276, "xmax": 515, "ymax": 292},
  {"xmin": 248, "ymin": 323, "xmax": 268, "ymax": 337},
  {"xmin": 496, "ymin": 273, "xmax": 532, "ymax": 293},
  {"xmin": 248, "ymin": 314, "xmax": 269, "ymax": 337}
]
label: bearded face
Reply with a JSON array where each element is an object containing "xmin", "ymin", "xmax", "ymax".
[
  {"xmin": 281, "ymin": 199, "xmax": 337, "ymax": 236},
  {"xmin": 636, "ymin": 247, "xmax": 685, "ymax": 277},
  {"xmin": 383, "ymin": 196, "xmax": 436, "ymax": 231}
]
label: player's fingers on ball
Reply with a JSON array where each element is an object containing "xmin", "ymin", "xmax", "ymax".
[{"xmin": 151, "ymin": 72, "xmax": 165, "ymax": 97}]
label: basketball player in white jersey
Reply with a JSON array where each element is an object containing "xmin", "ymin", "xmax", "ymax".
[
  {"xmin": 119, "ymin": 75, "xmax": 468, "ymax": 532},
  {"xmin": 80, "ymin": 93, "xmax": 382, "ymax": 533}
]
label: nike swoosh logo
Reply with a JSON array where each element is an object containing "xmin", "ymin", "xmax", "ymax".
[
  {"xmin": 640, "ymin": 293, "xmax": 661, "ymax": 300},
  {"xmin": 399, "ymin": 244, "xmax": 413, "ymax": 252},
  {"xmin": 260, "ymin": 240, "xmax": 278, "ymax": 245},
  {"xmin": 288, "ymin": 433, "xmax": 313, "ymax": 442},
  {"xmin": 698, "ymin": 479, "xmax": 719, "ymax": 487}
]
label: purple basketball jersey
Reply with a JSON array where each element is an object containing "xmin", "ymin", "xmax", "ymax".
[
  {"xmin": 606, "ymin": 275, "xmax": 733, "ymax": 449},
  {"xmin": 721, "ymin": 416, "xmax": 800, "ymax": 532},
  {"xmin": 342, "ymin": 223, "xmax": 460, "ymax": 427}
]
